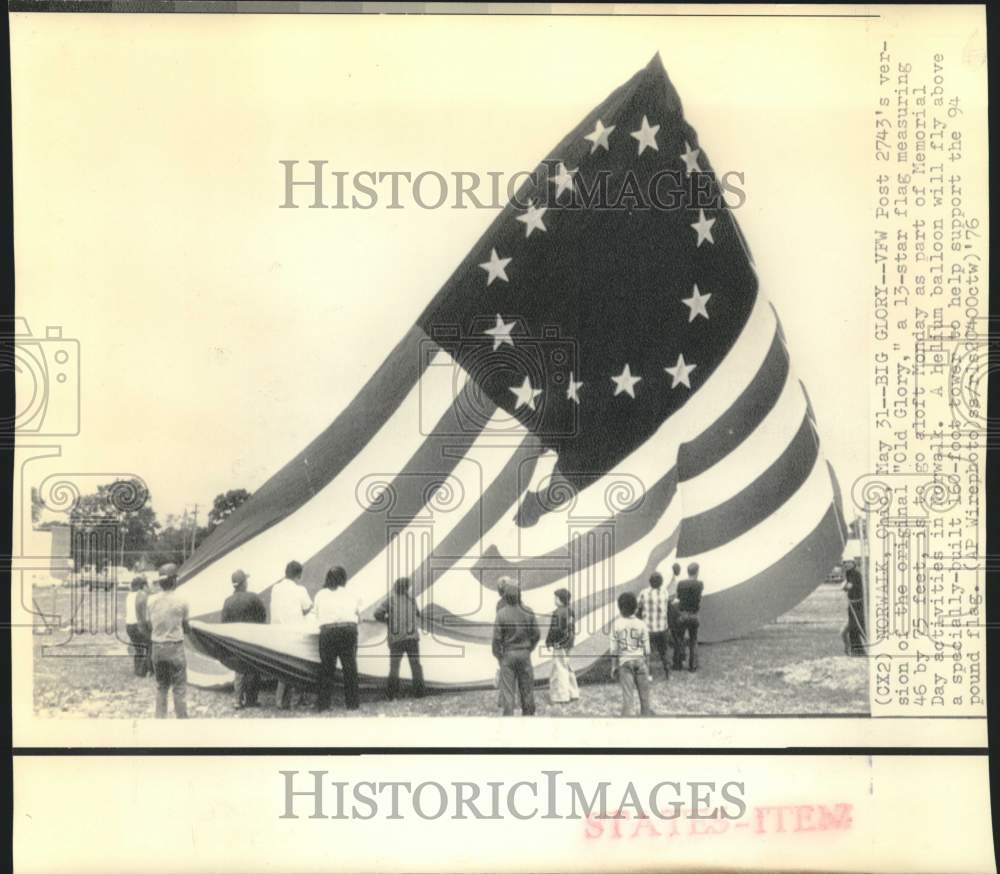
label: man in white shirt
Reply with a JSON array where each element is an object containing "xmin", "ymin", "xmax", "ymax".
[
  {"xmin": 147, "ymin": 564, "xmax": 190, "ymax": 719},
  {"xmin": 269, "ymin": 560, "xmax": 313, "ymax": 709}
]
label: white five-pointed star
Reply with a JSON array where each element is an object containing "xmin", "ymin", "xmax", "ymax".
[
  {"xmin": 566, "ymin": 372, "xmax": 583, "ymax": 404},
  {"xmin": 516, "ymin": 200, "xmax": 548, "ymax": 237},
  {"xmin": 680, "ymin": 141, "xmax": 701, "ymax": 175},
  {"xmin": 611, "ymin": 364, "xmax": 642, "ymax": 398},
  {"xmin": 665, "ymin": 354, "xmax": 697, "ymax": 389},
  {"xmin": 584, "ymin": 119, "xmax": 615, "ymax": 153},
  {"xmin": 691, "ymin": 209, "xmax": 716, "ymax": 247},
  {"xmin": 549, "ymin": 162, "xmax": 577, "ymax": 197},
  {"xmin": 479, "ymin": 248, "xmax": 511, "ymax": 285},
  {"xmin": 682, "ymin": 284, "xmax": 712, "ymax": 321},
  {"xmin": 630, "ymin": 115, "xmax": 660, "ymax": 155},
  {"xmin": 510, "ymin": 375, "xmax": 543, "ymax": 411},
  {"xmin": 484, "ymin": 314, "xmax": 516, "ymax": 350}
]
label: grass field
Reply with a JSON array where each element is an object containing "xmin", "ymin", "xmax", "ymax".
[{"xmin": 30, "ymin": 584, "xmax": 868, "ymax": 719}]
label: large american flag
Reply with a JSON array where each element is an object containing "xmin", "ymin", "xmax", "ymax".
[{"xmin": 184, "ymin": 55, "xmax": 846, "ymax": 688}]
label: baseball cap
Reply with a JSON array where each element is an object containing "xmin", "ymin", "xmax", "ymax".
[
  {"xmin": 231, "ymin": 569, "xmax": 250, "ymax": 587},
  {"xmin": 158, "ymin": 563, "xmax": 178, "ymax": 577}
]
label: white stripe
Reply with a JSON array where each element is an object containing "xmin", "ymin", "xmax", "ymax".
[
  {"xmin": 329, "ymin": 420, "xmax": 530, "ymax": 615},
  {"xmin": 679, "ymin": 373, "xmax": 806, "ymax": 516},
  {"xmin": 422, "ymin": 492, "xmax": 684, "ymax": 623},
  {"xmin": 420, "ymin": 447, "xmax": 834, "ymax": 641},
  {"xmin": 491, "ymin": 447, "xmax": 833, "ymax": 614},
  {"xmin": 181, "ymin": 349, "xmax": 522, "ymax": 619},
  {"xmin": 682, "ymin": 453, "xmax": 835, "ymax": 596}
]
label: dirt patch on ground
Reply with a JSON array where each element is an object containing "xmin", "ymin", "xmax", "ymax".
[{"xmin": 771, "ymin": 657, "xmax": 868, "ymax": 695}]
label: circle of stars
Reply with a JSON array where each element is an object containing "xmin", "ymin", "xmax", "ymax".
[{"xmin": 473, "ymin": 108, "xmax": 722, "ymax": 419}]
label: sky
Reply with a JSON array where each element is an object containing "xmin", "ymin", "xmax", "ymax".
[{"xmin": 12, "ymin": 12, "xmax": 872, "ymax": 527}]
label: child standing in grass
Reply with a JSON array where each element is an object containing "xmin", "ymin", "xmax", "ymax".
[{"xmin": 609, "ymin": 591, "xmax": 654, "ymax": 717}]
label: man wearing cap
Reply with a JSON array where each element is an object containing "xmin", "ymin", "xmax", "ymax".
[
  {"xmin": 221, "ymin": 569, "xmax": 267, "ymax": 709},
  {"xmin": 146, "ymin": 563, "xmax": 190, "ymax": 718}
]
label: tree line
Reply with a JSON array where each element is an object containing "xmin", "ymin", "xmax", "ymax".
[{"xmin": 32, "ymin": 480, "xmax": 252, "ymax": 571}]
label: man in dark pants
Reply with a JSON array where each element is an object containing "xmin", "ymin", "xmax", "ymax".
[
  {"xmin": 316, "ymin": 625, "xmax": 360, "ymax": 711},
  {"xmin": 667, "ymin": 562, "xmax": 685, "ymax": 670},
  {"xmin": 221, "ymin": 569, "xmax": 268, "ymax": 708},
  {"xmin": 494, "ymin": 577, "xmax": 518, "ymax": 710},
  {"xmin": 375, "ymin": 577, "xmax": 426, "ymax": 700},
  {"xmin": 492, "ymin": 583, "xmax": 540, "ymax": 716},
  {"xmin": 675, "ymin": 562, "xmax": 705, "ymax": 672},
  {"xmin": 841, "ymin": 560, "xmax": 866, "ymax": 656},
  {"xmin": 313, "ymin": 566, "xmax": 362, "ymax": 711}
]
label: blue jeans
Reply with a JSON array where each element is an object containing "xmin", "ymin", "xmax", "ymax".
[{"xmin": 618, "ymin": 659, "xmax": 652, "ymax": 716}]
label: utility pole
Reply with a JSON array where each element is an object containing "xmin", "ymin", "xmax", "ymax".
[
  {"xmin": 190, "ymin": 504, "xmax": 199, "ymax": 557},
  {"xmin": 180, "ymin": 509, "xmax": 189, "ymax": 561}
]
